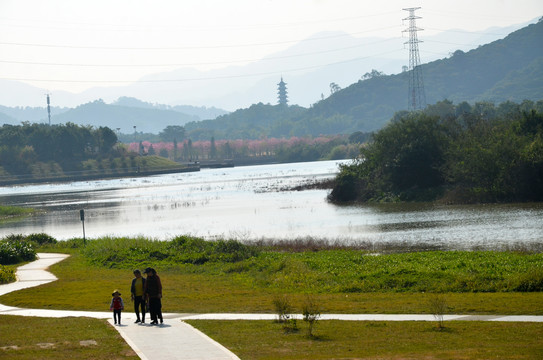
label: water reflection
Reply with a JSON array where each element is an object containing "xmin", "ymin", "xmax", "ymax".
[{"xmin": 0, "ymin": 160, "xmax": 542, "ymax": 250}]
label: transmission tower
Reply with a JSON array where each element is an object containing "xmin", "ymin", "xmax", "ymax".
[{"xmin": 403, "ymin": 7, "xmax": 426, "ymax": 111}]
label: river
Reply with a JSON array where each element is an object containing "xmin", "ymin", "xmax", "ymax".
[{"xmin": 0, "ymin": 160, "xmax": 542, "ymax": 250}]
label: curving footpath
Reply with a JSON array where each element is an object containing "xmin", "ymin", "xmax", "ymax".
[
  {"xmin": 1, "ymin": 254, "xmax": 543, "ymax": 359},
  {"xmin": 0, "ymin": 253, "xmax": 240, "ymax": 360}
]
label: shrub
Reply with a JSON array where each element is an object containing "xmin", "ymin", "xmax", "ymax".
[
  {"xmin": 213, "ymin": 239, "xmax": 259, "ymax": 262},
  {"xmin": 302, "ymin": 295, "xmax": 321, "ymax": 337},
  {"xmin": 27, "ymin": 233, "xmax": 57, "ymax": 245},
  {"xmin": 0, "ymin": 237, "xmax": 37, "ymax": 264},
  {"xmin": 81, "ymin": 236, "xmax": 259, "ymax": 268},
  {"xmin": 0, "ymin": 265, "xmax": 15, "ymax": 284},
  {"xmin": 508, "ymin": 269, "xmax": 543, "ymax": 292},
  {"xmin": 273, "ymin": 295, "xmax": 293, "ymax": 324},
  {"xmin": 428, "ymin": 294, "xmax": 448, "ymax": 330},
  {"xmin": 273, "ymin": 295, "xmax": 297, "ymax": 332}
]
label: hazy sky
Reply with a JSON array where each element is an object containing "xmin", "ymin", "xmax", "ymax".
[{"xmin": 1, "ymin": 0, "xmax": 542, "ymax": 94}]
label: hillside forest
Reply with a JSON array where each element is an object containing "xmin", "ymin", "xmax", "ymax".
[
  {"xmin": 0, "ymin": 123, "xmax": 118, "ymax": 176},
  {"xmin": 2, "ymin": 20, "xmax": 541, "ymax": 142},
  {"xmin": 329, "ymin": 99, "xmax": 543, "ymax": 204}
]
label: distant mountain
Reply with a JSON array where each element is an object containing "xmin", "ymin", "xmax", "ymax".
[
  {"xmin": 0, "ymin": 104, "xmax": 71, "ymax": 125},
  {"xmin": 295, "ymin": 19, "xmax": 543, "ymax": 133},
  {"xmin": 0, "ymin": 111, "xmax": 16, "ymax": 124},
  {"xmin": 112, "ymin": 97, "xmax": 228, "ymax": 120},
  {"xmin": 1, "ymin": 20, "xmax": 539, "ymax": 137},
  {"xmin": 0, "ymin": 20, "xmax": 534, "ymax": 111},
  {"xmin": 52, "ymin": 99, "xmax": 200, "ymax": 133},
  {"xmin": 0, "ymin": 97, "xmax": 229, "ymax": 133},
  {"xmin": 184, "ymin": 103, "xmax": 307, "ymax": 140},
  {"xmin": 185, "ymin": 19, "xmax": 543, "ymax": 138}
]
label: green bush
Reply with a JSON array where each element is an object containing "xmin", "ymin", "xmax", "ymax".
[
  {"xmin": 80, "ymin": 236, "xmax": 259, "ymax": 268},
  {"xmin": 508, "ymin": 268, "xmax": 543, "ymax": 292},
  {"xmin": 330, "ymin": 104, "xmax": 543, "ymax": 203},
  {"xmin": 0, "ymin": 236, "xmax": 37, "ymax": 264},
  {"xmin": 27, "ymin": 233, "xmax": 57, "ymax": 245},
  {"xmin": 0, "ymin": 264, "xmax": 15, "ymax": 284}
]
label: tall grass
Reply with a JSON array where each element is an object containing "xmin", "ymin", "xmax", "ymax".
[
  {"xmin": 0, "ymin": 265, "xmax": 15, "ymax": 284},
  {"xmin": 0, "ymin": 205, "xmax": 34, "ymax": 219},
  {"xmin": 60, "ymin": 235, "xmax": 543, "ymax": 294},
  {"xmin": 81, "ymin": 235, "xmax": 258, "ymax": 268}
]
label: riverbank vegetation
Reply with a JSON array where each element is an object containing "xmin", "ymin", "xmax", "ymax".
[
  {"xmin": 0, "ymin": 235, "xmax": 38, "ymax": 266},
  {"xmin": 0, "ymin": 205, "xmax": 34, "ymax": 220},
  {"xmin": 2, "ymin": 235, "xmax": 542, "ymax": 314},
  {"xmin": 330, "ymin": 100, "xmax": 543, "ymax": 204},
  {"xmin": 0, "ymin": 122, "xmax": 189, "ymax": 183},
  {"xmin": 129, "ymin": 134, "xmax": 366, "ymax": 164}
]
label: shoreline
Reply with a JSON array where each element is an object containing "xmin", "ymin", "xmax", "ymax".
[{"xmin": 0, "ymin": 165, "xmax": 200, "ymax": 186}]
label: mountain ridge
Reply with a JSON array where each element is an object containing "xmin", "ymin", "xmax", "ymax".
[{"xmin": 0, "ymin": 20, "xmax": 534, "ymax": 109}]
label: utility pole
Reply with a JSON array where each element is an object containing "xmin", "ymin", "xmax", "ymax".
[
  {"xmin": 46, "ymin": 93, "xmax": 51, "ymax": 125},
  {"xmin": 403, "ymin": 7, "xmax": 426, "ymax": 111},
  {"xmin": 80, "ymin": 209, "xmax": 86, "ymax": 243}
]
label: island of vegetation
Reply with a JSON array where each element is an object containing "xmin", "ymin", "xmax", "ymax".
[{"xmin": 329, "ymin": 99, "xmax": 543, "ymax": 204}]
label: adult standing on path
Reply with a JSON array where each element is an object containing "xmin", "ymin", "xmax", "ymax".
[
  {"xmin": 143, "ymin": 267, "xmax": 163, "ymax": 325},
  {"xmin": 130, "ymin": 269, "xmax": 146, "ymax": 324}
]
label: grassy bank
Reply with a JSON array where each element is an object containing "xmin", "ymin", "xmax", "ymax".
[
  {"xmin": 1, "ymin": 236, "xmax": 542, "ymax": 314},
  {"xmin": 0, "ymin": 155, "xmax": 197, "ymax": 185},
  {"xmin": 0, "ymin": 205, "xmax": 34, "ymax": 220}
]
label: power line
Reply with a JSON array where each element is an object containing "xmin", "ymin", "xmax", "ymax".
[
  {"xmin": 0, "ymin": 26, "xmax": 401, "ymax": 50},
  {"xmin": 425, "ymin": 27, "xmax": 509, "ymax": 36},
  {"xmin": 0, "ymin": 10, "xmax": 399, "ymax": 32},
  {"xmin": 0, "ymin": 48, "xmax": 405, "ymax": 84},
  {"xmin": 423, "ymin": 9, "xmax": 536, "ymax": 23},
  {"xmin": 0, "ymin": 38, "xmax": 401, "ymax": 68}
]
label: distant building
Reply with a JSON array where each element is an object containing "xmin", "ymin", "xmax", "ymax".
[{"xmin": 277, "ymin": 77, "xmax": 288, "ymax": 106}]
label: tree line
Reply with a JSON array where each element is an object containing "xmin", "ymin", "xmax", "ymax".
[
  {"xmin": 0, "ymin": 122, "xmax": 118, "ymax": 175},
  {"xmin": 131, "ymin": 133, "xmax": 369, "ymax": 163},
  {"xmin": 329, "ymin": 99, "xmax": 543, "ymax": 203}
]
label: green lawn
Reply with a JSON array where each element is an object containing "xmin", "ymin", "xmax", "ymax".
[
  {"xmin": 0, "ymin": 315, "xmax": 135, "ymax": 359},
  {"xmin": 1, "ymin": 251, "xmax": 542, "ymax": 315},
  {"xmin": 188, "ymin": 320, "xmax": 543, "ymax": 359},
  {"xmin": 1, "ymin": 237, "xmax": 543, "ymax": 360}
]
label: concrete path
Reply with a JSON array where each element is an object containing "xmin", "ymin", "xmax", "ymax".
[
  {"xmin": 181, "ymin": 313, "xmax": 543, "ymax": 322},
  {"xmin": 0, "ymin": 253, "xmax": 240, "ymax": 360},
  {"xmin": 1, "ymin": 253, "xmax": 543, "ymax": 359}
]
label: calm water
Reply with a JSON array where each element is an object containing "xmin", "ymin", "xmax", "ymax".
[{"xmin": 0, "ymin": 160, "xmax": 542, "ymax": 250}]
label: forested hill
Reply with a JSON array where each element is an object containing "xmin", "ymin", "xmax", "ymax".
[
  {"xmin": 0, "ymin": 98, "xmax": 228, "ymax": 134},
  {"xmin": 2, "ymin": 20, "xmax": 541, "ymax": 140},
  {"xmin": 185, "ymin": 19, "xmax": 543, "ymax": 140}
]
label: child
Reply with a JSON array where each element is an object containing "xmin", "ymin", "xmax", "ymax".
[{"xmin": 110, "ymin": 290, "xmax": 124, "ymax": 325}]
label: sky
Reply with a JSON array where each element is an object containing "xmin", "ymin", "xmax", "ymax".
[{"xmin": 1, "ymin": 0, "xmax": 542, "ymax": 97}]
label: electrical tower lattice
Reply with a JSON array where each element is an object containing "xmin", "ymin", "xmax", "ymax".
[{"xmin": 403, "ymin": 7, "xmax": 426, "ymax": 111}]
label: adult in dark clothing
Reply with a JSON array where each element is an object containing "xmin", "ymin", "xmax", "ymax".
[
  {"xmin": 143, "ymin": 267, "xmax": 163, "ymax": 325},
  {"xmin": 130, "ymin": 269, "xmax": 146, "ymax": 323}
]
